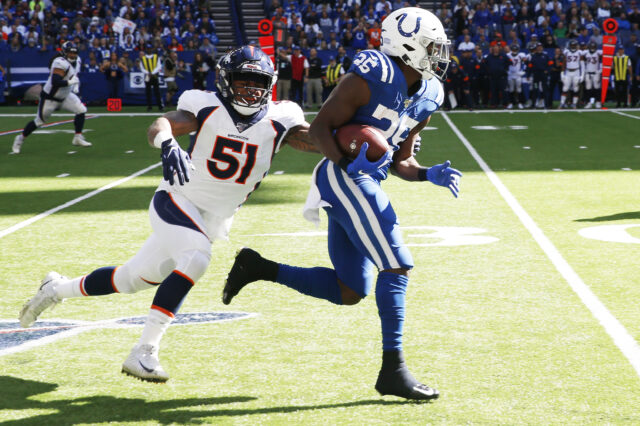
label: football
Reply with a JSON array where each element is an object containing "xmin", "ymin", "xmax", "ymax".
[{"xmin": 335, "ymin": 124, "xmax": 389, "ymax": 161}]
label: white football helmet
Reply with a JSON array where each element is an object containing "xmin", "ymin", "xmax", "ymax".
[{"xmin": 380, "ymin": 7, "xmax": 450, "ymax": 81}]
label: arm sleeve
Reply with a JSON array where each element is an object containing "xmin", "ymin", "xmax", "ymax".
[{"xmin": 51, "ymin": 73, "xmax": 69, "ymax": 88}]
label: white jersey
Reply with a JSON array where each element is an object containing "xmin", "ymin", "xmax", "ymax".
[
  {"xmin": 158, "ymin": 90, "xmax": 306, "ymax": 219},
  {"xmin": 507, "ymin": 52, "xmax": 528, "ymax": 77},
  {"xmin": 584, "ymin": 50, "xmax": 602, "ymax": 73},
  {"xmin": 42, "ymin": 56, "xmax": 81, "ymax": 100},
  {"xmin": 563, "ymin": 49, "xmax": 583, "ymax": 73}
]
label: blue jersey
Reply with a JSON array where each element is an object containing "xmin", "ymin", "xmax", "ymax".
[{"xmin": 348, "ymin": 49, "xmax": 444, "ymax": 152}]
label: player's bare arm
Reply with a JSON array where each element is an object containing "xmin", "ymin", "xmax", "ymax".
[
  {"xmin": 283, "ymin": 123, "xmax": 319, "ymax": 152},
  {"xmin": 391, "ymin": 117, "xmax": 431, "ymax": 181},
  {"xmin": 309, "ymin": 73, "xmax": 370, "ymax": 163},
  {"xmin": 147, "ymin": 110, "xmax": 198, "ymax": 147}
]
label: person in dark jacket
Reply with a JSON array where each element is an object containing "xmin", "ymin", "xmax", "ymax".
[
  {"xmin": 444, "ymin": 61, "xmax": 474, "ymax": 110},
  {"xmin": 548, "ymin": 47, "xmax": 565, "ymax": 108},
  {"xmin": 482, "ymin": 44, "xmax": 509, "ymax": 108},
  {"xmin": 459, "ymin": 49, "xmax": 482, "ymax": 107},
  {"xmin": 529, "ymin": 42, "xmax": 552, "ymax": 108}
]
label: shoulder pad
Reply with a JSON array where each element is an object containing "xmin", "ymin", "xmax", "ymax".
[
  {"xmin": 177, "ymin": 90, "xmax": 221, "ymax": 116},
  {"xmin": 348, "ymin": 49, "xmax": 396, "ymax": 84},
  {"xmin": 51, "ymin": 57, "xmax": 69, "ymax": 70}
]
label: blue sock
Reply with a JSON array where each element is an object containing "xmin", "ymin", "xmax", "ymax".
[
  {"xmin": 276, "ymin": 265, "xmax": 342, "ymax": 305},
  {"xmin": 376, "ymin": 271, "xmax": 408, "ymax": 351},
  {"xmin": 151, "ymin": 271, "xmax": 194, "ymax": 316},
  {"xmin": 84, "ymin": 266, "xmax": 118, "ymax": 296}
]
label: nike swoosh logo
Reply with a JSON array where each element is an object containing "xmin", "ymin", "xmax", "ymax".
[
  {"xmin": 413, "ymin": 385, "xmax": 435, "ymax": 396},
  {"xmin": 139, "ymin": 360, "xmax": 155, "ymax": 373}
]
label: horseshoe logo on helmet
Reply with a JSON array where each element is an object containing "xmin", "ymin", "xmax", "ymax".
[{"xmin": 397, "ymin": 13, "xmax": 421, "ymax": 37}]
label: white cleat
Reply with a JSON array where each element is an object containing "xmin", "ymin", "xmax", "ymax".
[
  {"xmin": 517, "ymin": 103, "xmax": 524, "ymax": 109},
  {"xmin": 506, "ymin": 103, "xmax": 513, "ymax": 110},
  {"xmin": 72, "ymin": 134, "xmax": 92, "ymax": 147},
  {"xmin": 584, "ymin": 102, "xmax": 593, "ymax": 109},
  {"xmin": 122, "ymin": 344, "xmax": 169, "ymax": 383},
  {"xmin": 19, "ymin": 271, "xmax": 65, "ymax": 328},
  {"xmin": 12, "ymin": 134, "xmax": 24, "ymax": 154},
  {"xmin": 596, "ymin": 101, "xmax": 602, "ymax": 108}
]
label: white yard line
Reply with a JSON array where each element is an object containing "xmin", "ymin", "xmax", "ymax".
[
  {"xmin": 611, "ymin": 110, "xmax": 640, "ymax": 120},
  {"xmin": 0, "ymin": 162, "xmax": 160, "ymax": 239},
  {"xmin": 441, "ymin": 111, "xmax": 640, "ymax": 379}
]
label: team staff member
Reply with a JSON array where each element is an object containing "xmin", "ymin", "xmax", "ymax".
[
  {"xmin": 323, "ymin": 55, "xmax": 344, "ymax": 100},
  {"xmin": 141, "ymin": 43, "xmax": 164, "ymax": 111},
  {"xmin": 529, "ymin": 42, "xmax": 552, "ymax": 108},
  {"xmin": 482, "ymin": 44, "xmax": 509, "ymax": 108},
  {"xmin": 613, "ymin": 47, "xmax": 633, "ymax": 108},
  {"xmin": 307, "ymin": 48, "xmax": 324, "ymax": 109}
]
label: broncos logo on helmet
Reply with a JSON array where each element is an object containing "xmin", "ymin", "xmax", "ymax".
[
  {"xmin": 216, "ymin": 45, "xmax": 277, "ymax": 116},
  {"xmin": 569, "ymin": 40, "xmax": 578, "ymax": 52},
  {"xmin": 61, "ymin": 41, "xmax": 79, "ymax": 65}
]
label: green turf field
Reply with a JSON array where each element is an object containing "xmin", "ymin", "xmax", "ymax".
[{"xmin": 1, "ymin": 106, "xmax": 639, "ymax": 424}]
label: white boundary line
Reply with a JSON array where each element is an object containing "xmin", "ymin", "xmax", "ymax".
[
  {"xmin": 0, "ymin": 162, "xmax": 161, "ymax": 239},
  {"xmin": 441, "ymin": 111, "xmax": 640, "ymax": 378},
  {"xmin": 611, "ymin": 110, "xmax": 640, "ymax": 120}
]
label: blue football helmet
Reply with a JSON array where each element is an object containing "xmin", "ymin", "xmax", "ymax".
[
  {"xmin": 216, "ymin": 45, "xmax": 277, "ymax": 116},
  {"xmin": 61, "ymin": 41, "xmax": 78, "ymax": 65}
]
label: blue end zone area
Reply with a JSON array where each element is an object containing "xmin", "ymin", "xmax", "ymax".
[
  {"xmin": 0, "ymin": 321, "xmax": 77, "ymax": 351},
  {"xmin": 0, "ymin": 312, "xmax": 255, "ymax": 355}
]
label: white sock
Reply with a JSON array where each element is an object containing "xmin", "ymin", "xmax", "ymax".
[
  {"xmin": 560, "ymin": 95, "xmax": 566, "ymax": 105},
  {"xmin": 138, "ymin": 308, "xmax": 173, "ymax": 347},
  {"xmin": 54, "ymin": 276, "xmax": 86, "ymax": 299},
  {"xmin": 572, "ymin": 96, "xmax": 578, "ymax": 105}
]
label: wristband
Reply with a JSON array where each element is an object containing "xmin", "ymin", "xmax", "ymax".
[
  {"xmin": 153, "ymin": 130, "xmax": 173, "ymax": 148},
  {"xmin": 337, "ymin": 157, "xmax": 352, "ymax": 172},
  {"xmin": 418, "ymin": 167, "xmax": 429, "ymax": 181}
]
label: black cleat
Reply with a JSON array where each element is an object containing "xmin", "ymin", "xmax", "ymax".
[
  {"xmin": 222, "ymin": 248, "xmax": 266, "ymax": 305},
  {"xmin": 375, "ymin": 351, "xmax": 439, "ymax": 401},
  {"xmin": 375, "ymin": 366, "xmax": 439, "ymax": 401}
]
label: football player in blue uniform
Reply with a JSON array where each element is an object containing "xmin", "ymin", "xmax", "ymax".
[{"xmin": 222, "ymin": 8, "xmax": 461, "ymax": 400}]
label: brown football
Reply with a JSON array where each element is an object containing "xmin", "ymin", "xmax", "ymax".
[{"xmin": 335, "ymin": 124, "xmax": 389, "ymax": 161}]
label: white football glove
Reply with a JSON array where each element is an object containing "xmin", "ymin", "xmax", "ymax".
[{"xmin": 68, "ymin": 75, "xmax": 80, "ymax": 86}]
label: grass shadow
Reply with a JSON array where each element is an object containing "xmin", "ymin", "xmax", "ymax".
[
  {"xmin": 0, "ymin": 376, "xmax": 427, "ymax": 425},
  {"xmin": 574, "ymin": 211, "xmax": 640, "ymax": 222}
]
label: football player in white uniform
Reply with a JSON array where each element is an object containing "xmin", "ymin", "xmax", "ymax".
[
  {"xmin": 18, "ymin": 46, "xmax": 316, "ymax": 383},
  {"xmin": 583, "ymin": 42, "xmax": 603, "ymax": 108},
  {"xmin": 560, "ymin": 40, "xmax": 584, "ymax": 109},
  {"xmin": 506, "ymin": 43, "xmax": 528, "ymax": 109},
  {"xmin": 12, "ymin": 41, "xmax": 92, "ymax": 154}
]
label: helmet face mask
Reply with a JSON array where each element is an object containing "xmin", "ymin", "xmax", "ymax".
[
  {"xmin": 228, "ymin": 72, "xmax": 269, "ymax": 114},
  {"xmin": 216, "ymin": 46, "xmax": 276, "ymax": 116},
  {"xmin": 569, "ymin": 40, "xmax": 578, "ymax": 52},
  {"xmin": 588, "ymin": 42, "xmax": 597, "ymax": 53},
  {"xmin": 510, "ymin": 43, "xmax": 520, "ymax": 53},
  {"xmin": 62, "ymin": 41, "xmax": 78, "ymax": 65},
  {"xmin": 380, "ymin": 8, "xmax": 450, "ymax": 81}
]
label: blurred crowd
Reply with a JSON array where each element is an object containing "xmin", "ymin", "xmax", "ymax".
[
  {"xmin": 0, "ymin": 0, "xmax": 218, "ymax": 99},
  {"xmin": 1, "ymin": 0, "xmax": 639, "ymax": 108}
]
